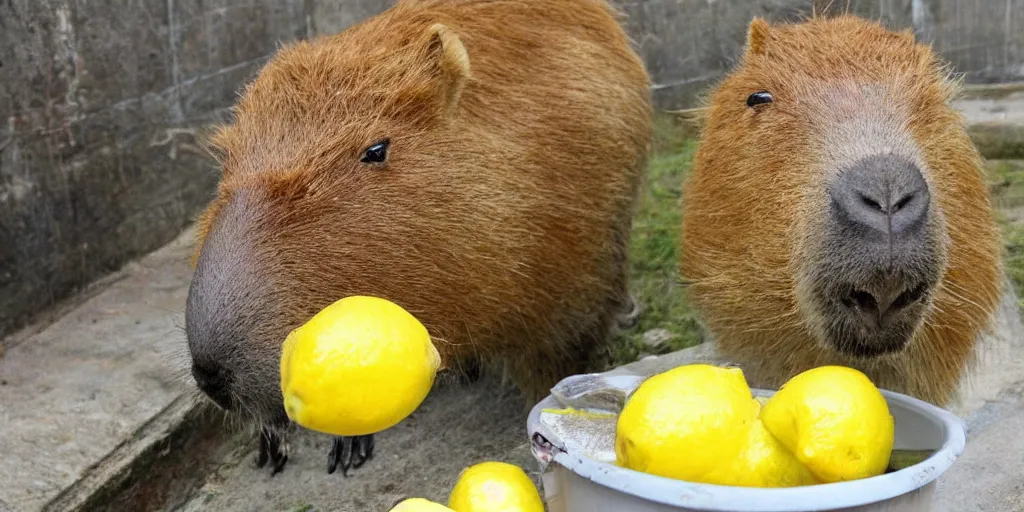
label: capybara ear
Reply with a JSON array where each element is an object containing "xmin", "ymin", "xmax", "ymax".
[
  {"xmin": 745, "ymin": 17, "xmax": 772, "ymax": 56},
  {"xmin": 425, "ymin": 23, "xmax": 471, "ymax": 115},
  {"xmin": 896, "ymin": 27, "xmax": 917, "ymax": 44}
]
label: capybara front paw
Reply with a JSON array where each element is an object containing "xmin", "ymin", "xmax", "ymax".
[
  {"xmin": 256, "ymin": 427, "xmax": 289, "ymax": 475},
  {"xmin": 327, "ymin": 435, "xmax": 375, "ymax": 476}
]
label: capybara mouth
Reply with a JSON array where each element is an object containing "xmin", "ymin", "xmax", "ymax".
[
  {"xmin": 818, "ymin": 279, "xmax": 934, "ymax": 358},
  {"xmin": 191, "ymin": 363, "xmax": 236, "ymax": 411},
  {"xmin": 264, "ymin": 404, "xmax": 292, "ymax": 428},
  {"xmin": 808, "ymin": 151, "xmax": 946, "ymax": 358},
  {"xmin": 839, "ymin": 282, "xmax": 930, "ymax": 325},
  {"xmin": 204, "ymin": 390, "xmax": 235, "ymax": 411}
]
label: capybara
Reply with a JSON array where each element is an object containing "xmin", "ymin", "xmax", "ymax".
[
  {"xmin": 680, "ymin": 15, "xmax": 1003, "ymax": 407},
  {"xmin": 184, "ymin": 0, "xmax": 652, "ymax": 475}
]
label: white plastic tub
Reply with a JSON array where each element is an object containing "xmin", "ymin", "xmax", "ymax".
[{"xmin": 527, "ymin": 374, "xmax": 967, "ymax": 512}]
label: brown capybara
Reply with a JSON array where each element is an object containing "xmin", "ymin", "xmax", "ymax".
[
  {"xmin": 184, "ymin": 0, "xmax": 652, "ymax": 476},
  {"xmin": 680, "ymin": 15, "xmax": 1003, "ymax": 407}
]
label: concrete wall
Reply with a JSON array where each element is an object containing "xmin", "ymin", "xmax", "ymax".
[{"xmin": 1, "ymin": 0, "xmax": 1022, "ymax": 340}]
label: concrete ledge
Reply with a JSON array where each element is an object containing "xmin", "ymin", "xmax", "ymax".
[
  {"xmin": 42, "ymin": 399, "xmax": 233, "ymax": 512},
  {"xmin": 960, "ymin": 82, "xmax": 1024, "ymax": 101},
  {"xmin": 957, "ymin": 83, "xmax": 1024, "ymax": 160},
  {"xmin": 0, "ymin": 227, "xmax": 199, "ymax": 511},
  {"xmin": 970, "ymin": 123, "xmax": 1024, "ymax": 160}
]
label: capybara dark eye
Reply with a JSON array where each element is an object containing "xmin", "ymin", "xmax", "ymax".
[
  {"xmin": 746, "ymin": 91, "xmax": 774, "ymax": 108},
  {"xmin": 360, "ymin": 139, "xmax": 390, "ymax": 164}
]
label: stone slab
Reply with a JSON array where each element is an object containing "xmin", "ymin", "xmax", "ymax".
[
  {"xmin": 959, "ymin": 86, "xmax": 1024, "ymax": 125},
  {"xmin": 0, "ymin": 227, "xmax": 196, "ymax": 511},
  {"xmin": 174, "ymin": 377, "xmax": 533, "ymax": 512}
]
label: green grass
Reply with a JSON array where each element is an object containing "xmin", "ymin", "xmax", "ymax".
[
  {"xmin": 609, "ymin": 115, "xmax": 703, "ymax": 364},
  {"xmin": 608, "ymin": 117, "xmax": 1024, "ymax": 366},
  {"xmin": 986, "ymin": 159, "xmax": 1024, "ymax": 309}
]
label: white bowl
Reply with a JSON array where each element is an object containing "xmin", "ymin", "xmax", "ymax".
[{"xmin": 527, "ymin": 374, "xmax": 966, "ymax": 512}]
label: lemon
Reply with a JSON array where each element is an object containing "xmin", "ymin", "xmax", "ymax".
[
  {"xmin": 760, "ymin": 366, "xmax": 894, "ymax": 483},
  {"xmin": 389, "ymin": 498, "xmax": 455, "ymax": 512},
  {"xmin": 448, "ymin": 461, "xmax": 545, "ymax": 512},
  {"xmin": 704, "ymin": 417, "xmax": 820, "ymax": 487},
  {"xmin": 615, "ymin": 364, "xmax": 760, "ymax": 484},
  {"xmin": 280, "ymin": 295, "xmax": 442, "ymax": 437}
]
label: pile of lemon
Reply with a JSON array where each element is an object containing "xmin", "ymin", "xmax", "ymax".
[{"xmin": 616, "ymin": 363, "xmax": 895, "ymax": 487}]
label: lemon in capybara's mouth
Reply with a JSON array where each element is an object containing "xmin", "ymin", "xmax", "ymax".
[{"xmin": 280, "ymin": 295, "xmax": 441, "ymax": 437}]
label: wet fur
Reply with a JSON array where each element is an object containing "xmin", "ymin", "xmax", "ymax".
[
  {"xmin": 188, "ymin": 0, "xmax": 652, "ymax": 432},
  {"xmin": 680, "ymin": 15, "xmax": 1003, "ymax": 406}
]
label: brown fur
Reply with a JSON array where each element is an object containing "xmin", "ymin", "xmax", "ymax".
[
  {"xmin": 187, "ymin": 0, "xmax": 652, "ymax": 427},
  {"xmin": 680, "ymin": 15, "xmax": 1003, "ymax": 406}
]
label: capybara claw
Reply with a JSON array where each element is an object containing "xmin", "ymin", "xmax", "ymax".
[
  {"xmin": 271, "ymin": 453, "xmax": 289, "ymax": 475},
  {"xmin": 327, "ymin": 435, "xmax": 375, "ymax": 476},
  {"xmin": 257, "ymin": 427, "xmax": 289, "ymax": 475}
]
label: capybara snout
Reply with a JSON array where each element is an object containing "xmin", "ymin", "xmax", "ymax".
[
  {"xmin": 819, "ymin": 152, "xmax": 941, "ymax": 357},
  {"xmin": 682, "ymin": 15, "xmax": 1002, "ymax": 405},
  {"xmin": 187, "ymin": 189, "xmax": 289, "ymax": 425},
  {"xmin": 829, "ymin": 154, "xmax": 931, "ymax": 241}
]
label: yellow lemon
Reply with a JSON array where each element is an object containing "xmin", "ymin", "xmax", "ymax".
[
  {"xmin": 448, "ymin": 461, "xmax": 545, "ymax": 512},
  {"xmin": 280, "ymin": 295, "xmax": 441, "ymax": 437},
  {"xmin": 760, "ymin": 366, "xmax": 894, "ymax": 483},
  {"xmin": 389, "ymin": 498, "xmax": 455, "ymax": 512},
  {"xmin": 704, "ymin": 417, "xmax": 820, "ymax": 488},
  {"xmin": 615, "ymin": 364, "xmax": 760, "ymax": 484}
]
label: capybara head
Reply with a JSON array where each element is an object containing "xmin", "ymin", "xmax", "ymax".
[
  {"xmin": 185, "ymin": 0, "xmax": 653, "ymax": 428},
  {"xmin": 681, "ymin": 15, "xmax": 1003, "ymax": 404},
  {"xmin": 185, "ymin": 21, "xmax": 479, "ymax": 426}
]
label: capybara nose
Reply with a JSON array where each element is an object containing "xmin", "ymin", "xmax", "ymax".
[
  {"xmin": 192, "ymin": 361, "xmax": 234, "ymax": 410},
  {"xmin": 829, "ymin": 154, "xmax": 930, "ymax": 238},
  {"xmin": 840, "ymin": 282, "xmax": 930, "ymax": 330}
]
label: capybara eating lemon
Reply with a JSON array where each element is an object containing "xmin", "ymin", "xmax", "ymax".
[
  {"xmin": 184, "ymin": 0, "xmax": 652, "ymax": 475},
  {"xmin": 681, "ymin": 15, "xmax": 1003, "ymax": 407}
]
